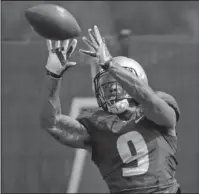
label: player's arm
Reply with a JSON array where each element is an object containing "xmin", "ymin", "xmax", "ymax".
[
  {"xmin": 107, "ymin": 61, "xmax": 177, "ymax": 128},
  {"xmin": 79, "ymin": 25, "xmax": 177, "ymax": 129},
  {"xmin": 40, "ymin": 77, "xmax": 91, "ymax": 149},
  {"xmin": 40, "ymin": 39, "xmax": 91, "ymax": 150}
]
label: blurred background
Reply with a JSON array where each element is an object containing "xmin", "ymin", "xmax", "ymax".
[{"xmin": 1, "ymin": 1, "xmax": 199, "ymax": 193}]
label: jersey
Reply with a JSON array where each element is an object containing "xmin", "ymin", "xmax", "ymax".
[{"xmin": 77, "ymin": 92, "xmax": 180, "ymax": 194}]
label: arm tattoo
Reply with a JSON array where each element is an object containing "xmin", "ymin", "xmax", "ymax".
[{"xmin": 47, "ymin": 76, "xmax": 62, "ymax": 115}]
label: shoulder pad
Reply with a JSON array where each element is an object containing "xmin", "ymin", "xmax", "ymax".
[{"xmin": 156, "ymin": 91, "xmax": 180, "ymax": 122}]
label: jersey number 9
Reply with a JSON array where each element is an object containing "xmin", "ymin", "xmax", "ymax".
[{"xmin": 117, "ymin": 131, "xmax": 149, "ymax": 176}]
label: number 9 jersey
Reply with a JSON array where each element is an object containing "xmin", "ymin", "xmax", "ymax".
[{"xmin": 77, "ymin": 92, "xmax": 180, "ymax": 194}]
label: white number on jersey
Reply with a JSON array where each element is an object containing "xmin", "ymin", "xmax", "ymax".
[{"xmin": 117, "ymin": 131, "xmax": 149, "ymax": 176}]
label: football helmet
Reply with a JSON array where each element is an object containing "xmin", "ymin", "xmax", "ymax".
[{"xmin": 93, "ymin": 56, "xmax": 148, "ymax": 114}]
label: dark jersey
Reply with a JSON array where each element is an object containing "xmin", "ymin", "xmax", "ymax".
[{"xmin": 77, "ymin": 92, "xmax": 180, "ymax": 194}]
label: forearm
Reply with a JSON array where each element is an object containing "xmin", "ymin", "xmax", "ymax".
[
  {"xmin": 107, "ymin": 60, "xmax": 176, "ymax": 128},
  {"xmin": 40, "ymin": 75, "xmax": 62, "ymax": 129},
  {"xmin": 107, "ymin": 60, "xmax": 155, "ymax": 104}
]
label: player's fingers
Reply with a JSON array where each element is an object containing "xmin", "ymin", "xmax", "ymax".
[
  {"xmin": 94, "ymin": 25, "xmax": 102, "ymax": 44},
  {"xmin": 88, "ymin": 29, "xmax": 98, "ymax": 47},
  {"xmin": 67, "ymin": 39, "xmax": 77, "ymax": 58},
  {"xmin": 46, "ymin": 39, "xmax": 53, "ymax": 51},
  {"xmin": 102, "ymin": 37, "xmax": 106, "ymax": 43},
  {"xmin": 55, "ymin": 49, "xmax": 66, "ymax": 66},
  {"xmin": 88, "ymin": 28, "xmax": 99, "ymax": 45},
  {"xmin": 79, "ymin": 49, "xmax": 97, "ymax": 57},
  {"xmin": 61, "ymin": 40, "xmax": 70, "ymax": 51},
  {"xmin": 55, "ymin": 41, "xmax": 61, "ymax": 50},
  {"xmin": 51, "ymin": 40, "xmax": 58, "ymax": 51},
  {"xmin": 66, "ymin": 61, "xmax": 76, "ymax": 66},
  {"xmin": 82, "ymin": 37, "xmax": 97, "ymax": 51},
  {"xmin": 63, "ymin": 61, "xmax": 76, "ymax": 70},
  {"xmin": 61, "ymin": 61, "xmax": 77, "ymax": 75}
]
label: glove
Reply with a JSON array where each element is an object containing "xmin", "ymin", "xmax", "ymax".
[
  {"xmin": 79, "ymin": 25, "xmax": 112, "ymax": 69},
  {"xmin": 46, "ymin": 39, "xmax": 77, "ymax": 78}
]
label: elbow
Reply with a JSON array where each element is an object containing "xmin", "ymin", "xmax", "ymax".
[
  {"xmin": 146, "ymin": 109, "xmax": 176, "ymax": 128},
  {"xmin": 159, "ymin": 115, "xmax": 176, "ymax": 128},
  {"xmin": 144, "ymin": 97, "xmax": 177, "ymax": 128},
  {"xmin": 157, "ymin": 100, "xmax": 177, "ymax": 128},
  {"xmin": 153, "ymin": 105, "xmax": 176, "ymax": 128},
  {"xmin": 65, "ymin": 138, "xmax": 90, "ymax": 149},
  {"xmin": 56, "ymin": 134, "xmax": 88, "ymax": 149}
]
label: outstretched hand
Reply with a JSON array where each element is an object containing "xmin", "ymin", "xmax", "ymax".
[
  {"xmin": 79, "ymin": 25, "xmax": 112, "ymax": 67},
  {"xmin": 46, "ymin": 39, "xmax": 77, "ymax": 78}
]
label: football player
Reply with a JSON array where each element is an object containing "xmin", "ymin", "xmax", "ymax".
[{"xmin": 40, "ymin": 26, "xmax": 181, "ymax": 194}]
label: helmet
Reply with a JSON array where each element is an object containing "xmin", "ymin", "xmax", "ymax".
[{"xmin": 93, "ymin": 56, "xmax": 148, "ymax": 114}]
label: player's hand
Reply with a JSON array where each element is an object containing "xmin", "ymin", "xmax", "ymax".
[
  {"xmin": 46, "ymin": 39, "xmax": 77, "ymax": 78},
  {"xmin": 79, "ymin": 25, "xmax": 112, "ymax": 67}
]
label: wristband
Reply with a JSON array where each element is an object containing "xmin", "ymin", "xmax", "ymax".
[
  {"xmin": 46, "ymin": 70, "xmax": 62, "ymax": 79},
  {"xmin": 100, "ymin": 58, "xmax": 113, "ymax": 71}
]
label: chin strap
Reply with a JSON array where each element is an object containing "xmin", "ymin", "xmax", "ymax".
[{"xmin": 107, "ymin": 99, "xmax": 129, "ymax": 114}]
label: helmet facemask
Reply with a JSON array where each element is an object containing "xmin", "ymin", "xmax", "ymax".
[{"xmin": 94, "ymin": 69, "xmax": 133, "ymax": 114}]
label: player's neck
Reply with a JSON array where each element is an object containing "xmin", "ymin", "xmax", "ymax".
[{"xmin": 117, "ymin": 109, "xmax": 134, "ymax": 121}]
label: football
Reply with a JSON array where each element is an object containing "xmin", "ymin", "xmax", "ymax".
[{"xmin": 25, "ymin": 4, "xmax": 81, "ymax": 40}]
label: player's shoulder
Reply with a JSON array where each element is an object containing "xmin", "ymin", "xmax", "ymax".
[
  {"xmin": 76, "ymin": 107, "xmax": 106, "ymax": 121},
  {"xmin": 76, "ymin": 107, "xmax": 110, "ymax": 134},
  {"xmin": 155, "ymin": 91, "xmax": 180, "ymax": 122}
]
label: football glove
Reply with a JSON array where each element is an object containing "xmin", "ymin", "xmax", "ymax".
[
  {"xmin": 79, "ymin": 25, "xmax": 112, "ymax": 68},
  {"xmin": 46, "ymin": 39, "xmax": 77, "ymax": 78}
]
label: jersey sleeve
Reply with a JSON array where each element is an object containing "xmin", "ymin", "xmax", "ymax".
[{"xmin": 155, "ymin": 91, "xmax": 180, "ymax": 122}]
